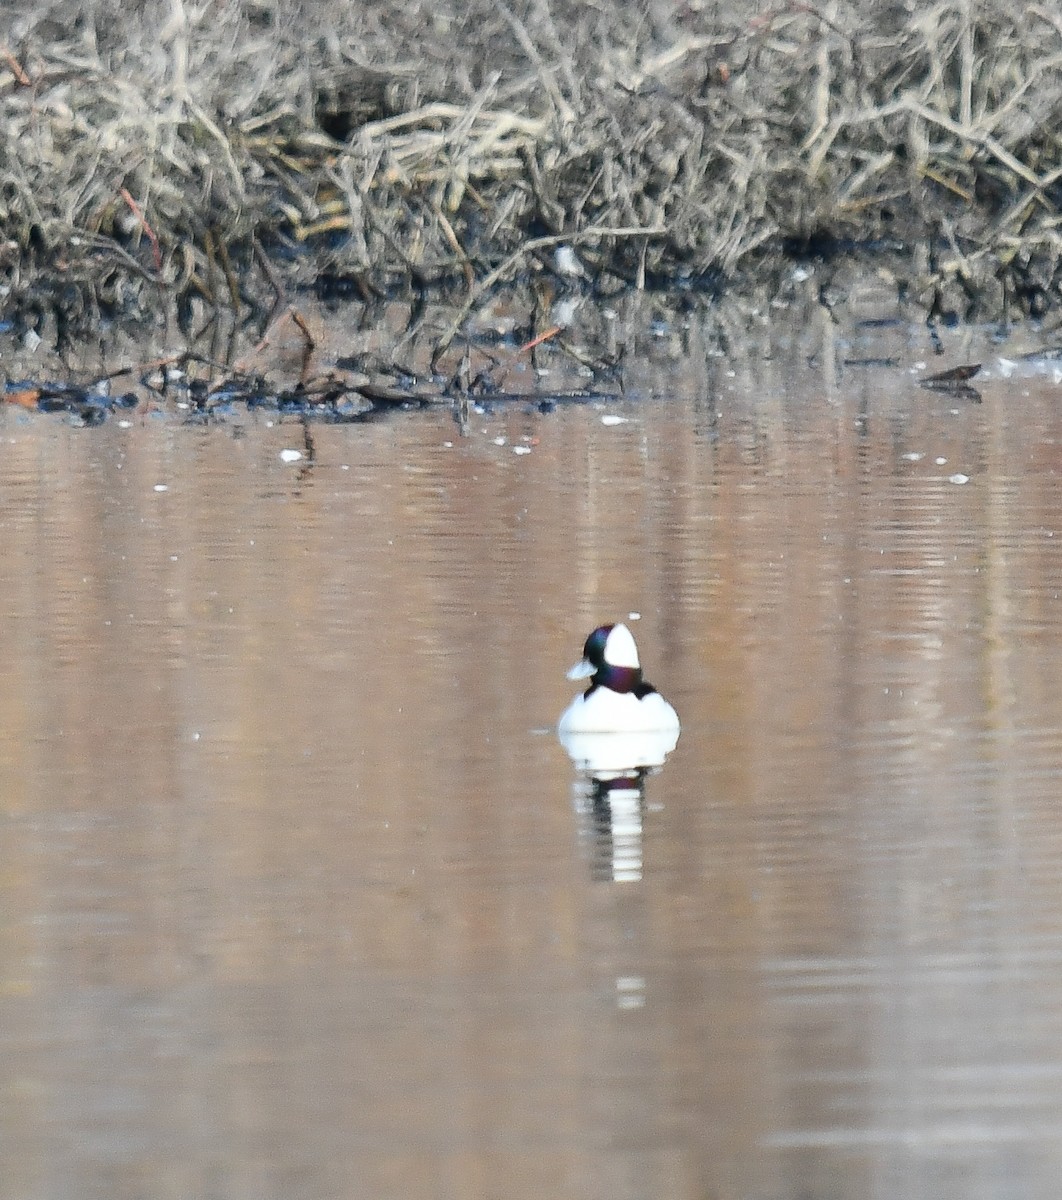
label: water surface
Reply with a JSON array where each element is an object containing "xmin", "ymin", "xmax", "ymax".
[{"xmin": 4, "ymin": 302, "xmax": 1062, "ymax": 1199}]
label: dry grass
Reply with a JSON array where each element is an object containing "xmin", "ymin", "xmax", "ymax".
[{"xmin": 4, "ymin": 0, "xmax": 1062, "ymax": 339}]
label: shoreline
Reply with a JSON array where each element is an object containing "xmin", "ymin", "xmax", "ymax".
[{"xmin": 4, "ymin": 1, "xmax": 1062, "ymax": 343}]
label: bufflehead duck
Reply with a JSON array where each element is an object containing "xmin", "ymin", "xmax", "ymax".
[{"xmin": 557, "ymin": 623, "xmax": 680, "ymax": 737}]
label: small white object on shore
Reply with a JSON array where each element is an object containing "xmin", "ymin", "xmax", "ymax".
[{"xmin": 554, "ymin": 246, "xmax": 585, "ymax": 277}]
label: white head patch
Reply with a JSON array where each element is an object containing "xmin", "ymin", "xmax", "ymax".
[{"xmin": 605, "ymin": 623, "xmax": 640, "ymax": 668}]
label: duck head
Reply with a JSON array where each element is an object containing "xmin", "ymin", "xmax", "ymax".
[{"xmin": 567, "ymin": 623, "xmax": 643, "ymax": 692}]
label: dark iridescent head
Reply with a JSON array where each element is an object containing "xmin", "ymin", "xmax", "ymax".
[
  {"xmin": 579, "ymin": 624, "xmax": 614, "ymax": 670},
  {"xmin": 566, "ymin": 623, "xmax": 645, "ymax": 693}
]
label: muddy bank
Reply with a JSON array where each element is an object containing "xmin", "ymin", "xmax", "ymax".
[
  {"xmin": 6, "ymin": 274, "xmax": 1059, "ymax": 429},
  {"xmin": 4, "ymin": 0, "xmax": 1062, "ymax": 347}
]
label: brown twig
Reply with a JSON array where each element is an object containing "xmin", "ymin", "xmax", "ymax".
[
  {"xmin": 1, "ymin": 45, "xmax": 32, "ymax": 86},
  {"xmin": 119, "ymin": 187, "xmax": 163, "ymax": 272},
  {"xmin": 518, "ymin": 325, "xmax": 561, "ymax": 353}
]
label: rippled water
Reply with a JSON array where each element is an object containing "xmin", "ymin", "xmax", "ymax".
[{"xmin": 4, "ymin": 300, "xmax": 1062, "ymax": 1198}]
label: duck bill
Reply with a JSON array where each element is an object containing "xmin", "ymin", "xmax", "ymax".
[{"xmin": 566, "ymin": 659, "xmax": 595, "ymax": 680}]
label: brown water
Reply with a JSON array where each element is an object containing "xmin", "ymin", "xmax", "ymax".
[{"xmin": 4, "ymin": 302, "xmax": 1062, "ymax": 1199}]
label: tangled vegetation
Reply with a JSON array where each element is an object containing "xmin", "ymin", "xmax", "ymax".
[{"xmin": 4, "ymin": 0, "xmax": 1062, "ymax": 342}]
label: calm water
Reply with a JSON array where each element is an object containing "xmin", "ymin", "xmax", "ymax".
[{"xmin": 4, "ymin": 300, "xmax": 1062, "ymax": 1199}]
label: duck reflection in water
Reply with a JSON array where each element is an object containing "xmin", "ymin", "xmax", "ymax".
[{"xmin": 558, "ymin": 623, "xmax": 680, "ymax": 882}]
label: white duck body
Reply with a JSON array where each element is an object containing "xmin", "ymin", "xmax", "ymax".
[{"xmin": 557, "ymin": 623, "xmax": 681, "ymax": 737}]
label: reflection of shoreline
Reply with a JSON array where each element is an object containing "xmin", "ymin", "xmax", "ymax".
[{"xmin": 560, "ymin": 728, "xmax": 679, "ymax": 883}]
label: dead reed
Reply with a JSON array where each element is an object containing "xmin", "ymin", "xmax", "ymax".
[{"xmin": 4, "ymin": 0, "xmax": 1062, "ymax": 338}]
